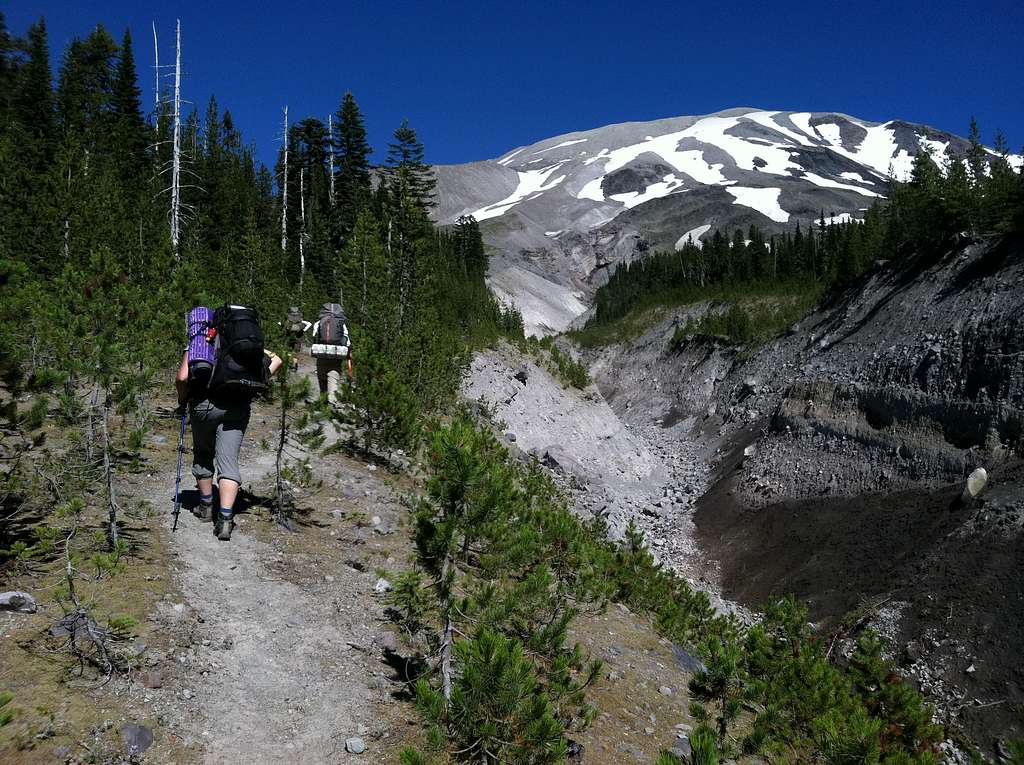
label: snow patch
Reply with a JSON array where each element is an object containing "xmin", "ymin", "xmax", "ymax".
[
  {"xmin": 839, "ymin": 171, "xmax": 871, "ymax": 183},
  {"xmin": 532, "ymin": 138, "xmax": 588, "ymax": 155},
  {"xmin": 801, "ymin": 171, "xmax": 883, "ymax": 197},
  {"xmin": 814, "ymin": 122, "xmax": 842, "ymax": 147},
  {"xmin": 581, "ymin": 114, "xmax": 799, "ymax": 191},
  {"xmin": 726, "ymin": 186, "xmax": 789, "ymax": 223},
  {"xmin": 471, "ymin": 164, "xmax": 567, "ymax": 221},
  {"xmin": 577, "ymin": 176, "xmax": 606, "ymax": 202},
  {"xmin": 609, "ymin": 174, "xmax": 687, "ymax": 209},
  {"xmin": 789, "ymin": 112, "xmax": 819, "ymax": 141},
  {"xmin": 675, "ymin": 223, "xmax": 711, "ymax": 251},
  {"xmin": 497, "ymin": 147, "xmax": 524, "ymax": 166},
  {"xmin": 544, "ymin": 230, "xmax": 563, "ymax": 237},
  {"xmin": 744, "ymin": 111, "xmax": 815, "ymax": 147},
  {"xmin": 920, "ymin": 138, "xmax": 949, "ymax": 162},
  {"xmin": 812, "ymin": 120, "xmax": 915, "ymax": 179},
  {"xmin": 823, "ymin": 213, "xmax": 854, "ymax": 225}
]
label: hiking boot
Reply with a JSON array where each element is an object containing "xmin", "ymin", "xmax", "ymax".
[
  {"xmin": 215, "ymin": 512, "xmax": 234, "ymax": 541},
  {"xmin": 193, "ymin": 500, "xmax": 213, "ymax": 522}
]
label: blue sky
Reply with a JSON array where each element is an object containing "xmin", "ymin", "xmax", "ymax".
[{"xmin": 8, "ymin": 0, "xmax": 1024, "ymax": 169}]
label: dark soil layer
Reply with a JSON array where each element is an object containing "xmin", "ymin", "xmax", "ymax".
[{"xmin": 695, "ymin": 451, "xmax": 1024, "ymax": 749}]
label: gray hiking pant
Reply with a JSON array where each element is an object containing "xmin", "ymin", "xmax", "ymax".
[
  {"xmin": 189, "ymin": 398, "xmax": 251, "ymax": 484},
  {"xmin": 316, "ymin": 357, "xmax": 345, "ymax": 399}
]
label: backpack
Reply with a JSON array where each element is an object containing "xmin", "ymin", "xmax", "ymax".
[
  {"xmin": 312, "ymin": 303, "xmax": 350, "ymax": 358},
  {"xmin": 207, "ymin": 304, "xmax": 268, "ymax": 399},
  {"xmin": 286, "ymin": 307, "xmax": 304, "ymax": 334},
  {"xmin": 186, "ymin": 306, "xmax": 216, "ymax": 397}
]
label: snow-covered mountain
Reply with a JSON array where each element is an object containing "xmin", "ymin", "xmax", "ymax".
[{"xmin": 433, "ymin": 108, "xmax": 1021, "ymax": 335}]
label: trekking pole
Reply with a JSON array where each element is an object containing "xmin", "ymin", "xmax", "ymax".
[{"xmin": 172, "ymin": 410, "xmax": 187, "ymax": 531}]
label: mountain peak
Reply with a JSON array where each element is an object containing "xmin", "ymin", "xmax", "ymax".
[{"xmin": 434, "ymin": 109, "xmax": 1021, "ymax": 335}]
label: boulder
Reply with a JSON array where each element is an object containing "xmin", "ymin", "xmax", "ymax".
[
  {"xmin": 373, "ymin": 578, "xmax": 392, "ymax": 594},
  {"xmin": 0, "ymin": 591, "xmax": 37, "ymax": 613},
  {"xmin": 669, "ymin": 735, "xmax": 692, "ymax": 758},
  {"xmin": 345, "ymin": 736, "xmax": 366, "ymax": 754}
]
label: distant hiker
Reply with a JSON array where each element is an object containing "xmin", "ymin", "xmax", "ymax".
[
  {"xmin": 176, "ymin": 305, "xmax": 283, "ymax": 541},
  {"xmin": 310, "ymin": 302, "xmax": 353, "ymax": 399},
  {"xmin": 282, "ymin": 307, "xmax": 311, "ymax": 371}
]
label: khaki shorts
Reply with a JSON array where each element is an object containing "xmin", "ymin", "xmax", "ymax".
[{"xmin": 189, "ymin": 398, "xmax": 251, "ymax": 484}]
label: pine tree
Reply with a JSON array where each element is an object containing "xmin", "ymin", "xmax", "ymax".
[
  {"xmin": 271, "ymin": 359, "xmax": 325, "ymax": 528},
  {"xmin": 0, "ymin": 17, "xmax": 60, "ymax": 272},
  {"xmin": 110, "ymin": 29, "xmax": 148, "ymax": 178},
  {"xmin": 17, "ymin": 19, "xmax": 56, "ymax": 159},
  {"xmin": 332, "ymin": 91, "xmax": 372, "ymax": 240},
  {"xmin": 385, "ymin": 118, "xmax": 436, "ymax": 211},
  {"xmin": 984, "ymin": 130, "xmax": 1020, "ymax": 232},
  {"xmin": 340, "ymin": 207, "xmax": 392, "ymax": 330},
  {"xmin": 0, "ymin": 11, "xmax": 15, "ymax": 120},
  {"xmin": 941, "ymin": 152, "xmax": 972, "ymax": 232},
  {"xmin": 966, "ymin": 116, "xmax": 988, "ymax": 187},
  {"xmin": 57, "ymin": 26, "xmax": 119, "ymax": 153}
]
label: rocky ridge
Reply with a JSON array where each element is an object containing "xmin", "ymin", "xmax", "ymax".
[{"xmin": 581, "ymin": 232, "xmax": 1024, "ymax": 754}]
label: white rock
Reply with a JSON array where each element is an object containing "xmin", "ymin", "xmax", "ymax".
[{"xmin": 961, "ymin": 468, "xmax": 988, "ymax": 503}]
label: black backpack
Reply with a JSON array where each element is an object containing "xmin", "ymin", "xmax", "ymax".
[
  {"xmin": 317, "ymin": 303, "xmax": 348, "ymax": 345},
  {"xmin": 208, "ymin": 304, "xmax": 268, "ymax": 399}
]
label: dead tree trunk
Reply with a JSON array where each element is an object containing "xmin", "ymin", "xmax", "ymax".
[
  {"xmin": 440, "ymin": 553, "xmax": 454, "ymax": 703},
  {"xmin": 280, "ymin": 106, "xmax": 289, "ymax": 253},
  {"xmin": 151, "ymin": 22, "xmax": 159, "ymax": 112},
  {"xmin": 62, "ymin": 163, "xmax": 71, "ymax": 260},
  {"xmin": 169, "ymin": 19, "xmax": 182, "ymax": 256},
  {"xmin": 328, "ymin": 113, "xmax": 336, "ymax": 207},
  {"xmin": 101, "ymin": 393, "xmax": 118, "ymax": 549},
  {"xmin": 299, "ymin": 166, "xmax": 306, "ymax": 292}
]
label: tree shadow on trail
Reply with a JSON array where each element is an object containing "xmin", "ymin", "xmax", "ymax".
[{"xmin": 235, "ymin": 487, "xmax": 330, "ymax": 531}]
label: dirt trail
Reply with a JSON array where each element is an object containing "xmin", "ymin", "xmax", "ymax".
[
  {"xmin": 168, "ymin": 478, "xmax": 369, "ymax": 761},
  {"xmin": 146, "ymin": 366, "xmax": 404, "ymax": 764}
]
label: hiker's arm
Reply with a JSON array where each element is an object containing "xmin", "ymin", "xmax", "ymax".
[
  {"xmin": 174, "ymin": 351, "xmax": 189, "ymax": 405},
  {"xmin": 265, "ymin": 350, "xmax": 283, "ymax": 377}
]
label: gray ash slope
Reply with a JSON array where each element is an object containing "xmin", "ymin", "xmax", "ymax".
[
  {"xmin": 434, "ymin": 108, "xmax": 1020, "ymax": 335},
  {"xmin": 585, "ymin": 232, "xmax": 1024, "ymax": 751}
]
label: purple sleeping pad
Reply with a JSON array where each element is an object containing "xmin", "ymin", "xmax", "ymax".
[{"xmin": 187, "ymin": 306, "xmax": 215, "ymax": 370}]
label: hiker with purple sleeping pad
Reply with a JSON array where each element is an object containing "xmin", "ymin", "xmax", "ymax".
[{"xmin": 175, "ymin": 305, "xmax": 282, "ymax": 540}]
